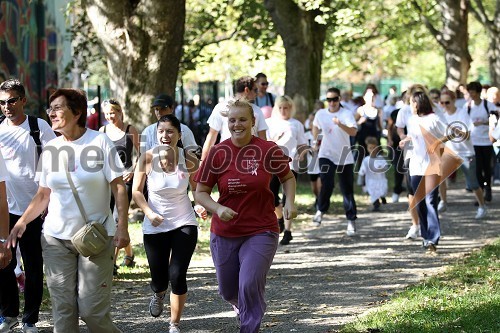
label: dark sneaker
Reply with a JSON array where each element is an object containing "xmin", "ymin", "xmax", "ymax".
[
  {"xmin": 149, "ymin": 292, "xmax": 165, "ymax": 317},
  {"xmin": 280, "ymin": 230, "xmax": 293, "ymax": 245},
  {"xmin": 381, "ymin": 197, "xmax": 387, "ymax": 204}
]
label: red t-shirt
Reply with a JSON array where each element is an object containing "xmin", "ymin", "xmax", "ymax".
[{"xmin": 195, "ymin": 137, "xmax": 291, "ymax": 237}]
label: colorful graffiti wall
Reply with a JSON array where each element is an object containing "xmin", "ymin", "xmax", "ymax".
[{"xmin": 0, "ymin": 0, "xmax": 60, "ymax": 115}]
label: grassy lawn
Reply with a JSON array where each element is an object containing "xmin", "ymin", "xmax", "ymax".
[{"xmin": 341, "ymin": 239, "xmax": 500, "ymax": 333}]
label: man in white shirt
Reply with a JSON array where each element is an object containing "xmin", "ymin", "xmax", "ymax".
[
  {"xmin": 0, "ymin": 79, "xmax": 56, "ymax": 332},
  {"xmin": 312, "ymin": 87, "xmax": 358, "ymax": 236},
  {"xmin": 201, "ymin": 76, "xmax": 268, "ymax": 160}
]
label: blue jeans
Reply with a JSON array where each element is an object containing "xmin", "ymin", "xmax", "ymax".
[{"xmin": 411, "ymin": 175, "xmax": 440, "ymax": 245}]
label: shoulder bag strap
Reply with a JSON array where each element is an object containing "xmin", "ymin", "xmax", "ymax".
[{"xmin": 63, "ymin": 157, "xmax": 89, "ymax": 222}]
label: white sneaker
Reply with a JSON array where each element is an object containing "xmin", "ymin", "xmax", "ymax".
[
  {"xmin": 0, "ymin": 316, "xmax": 18, "ymax": 332},
  {"xmin": 437, "ymin": 200, "xmax": 447, "ymax": 213},
  {"xmin": 22, "ymin": 323, "xmax": 38, "ymax": 333},
  {"xmin": 169, "ymin": 323, "xmax": 181, "ymax": 333},
  {"xmin": 391, "ymin": 193, "xmax": 399, "ymax": 203},
  {"xmin": 312, "ymin": 210, "xmax": 323, "ymax": 226},
  {"xmin": 475, "ymin": 206, "xmax": 487, "ymax": 219},
  {"xmin": 493, "ymin": 179, "xmax": 500, "ymax": 185},
  {"xmin": 346, "ymin": 220, "xmax": 356, "ymax": 236},
  {"xmin": 405, "ymin": 225, "xmax": 420, "ymax": 239}
]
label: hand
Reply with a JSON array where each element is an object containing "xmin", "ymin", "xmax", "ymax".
[
  {"xmin": 113, "ymin": 225, "xmax": 130, "ymax": 249},
  {"xmin": 146, "ymin": 211, "xmax": 165, "ymax": 227},
  {"xmin": 6, "ymin": 222, "xmax": 27, "ymax": 249},
  {"xmin": 427, "ymin": 141, "xmax": 441, "ymax": 154},
  {"xmin": 332, "ymin": 117, "xmax": 340, "ymax": 125},
  {"xmin": 283, "ymin": 202, "xmax": 297, "ymax": 220},
  {"xmin": 0, "ymin": 244, "xmax": 12, "ymax": 269},
  {"xmin": 194, "ymin": 205, "xmax": 208, "ymax": 220},
  {"xmin": 399, "ymin": 137, "xmax": 411, "ymax": 149},
  {"xmin": 122, "ymin": 172, "xmax": 133, "ymax": 183},
  {"xmin": 216, "ymin": 205, "xmax": 238, "ymax": 222}
]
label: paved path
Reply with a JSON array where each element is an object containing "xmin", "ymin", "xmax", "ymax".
[{"xmin": 35, "ymin": 182, "xmax": 499, "ymax": 332}]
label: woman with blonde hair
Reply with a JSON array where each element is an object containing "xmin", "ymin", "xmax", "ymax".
[
  {"xmin": 100, "ymin": 99, "xmax": 140, "ymax": 272},
  {"xmin": 267, "ymin": 96, "xmax": 306, "ymax": 245}
]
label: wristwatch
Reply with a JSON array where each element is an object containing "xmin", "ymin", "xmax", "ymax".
[{"xmin": 0, "ymin": 239, "xmax": 6, "ymax": 244}]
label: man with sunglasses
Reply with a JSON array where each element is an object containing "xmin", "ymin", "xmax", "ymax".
[
  {"xmin": 254, "ymin": 73, "xmax": 276, "ymax": 108},
  {"xmin": 0, "ymin": 79, "xmax": 56, "ymax": 333},
  {"xmin": 312, "ymin": 87, "xmax": 358, "ymax": 236}
]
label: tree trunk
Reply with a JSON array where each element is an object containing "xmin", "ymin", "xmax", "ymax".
[
  {"xmin": 82, "ymin": 0, "xmax": 185, "ymax": 128},
  {"xmin": 440, "ymin": 0, "xmax": 471, "ymax": 91},
  {"xmin": 414, "ymin": 0, "xmax": 471, "ymax": 91},
  {"xmin": 488, "ymin": 33, "xmax": 500, "ymax": 87},
  {"xmin": 263, "ymin": 0, "xmax": 327, "ymax": 122}
]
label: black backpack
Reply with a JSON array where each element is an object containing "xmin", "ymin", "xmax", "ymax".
[{"xmin": 0, "ymin": 114, "xmax": 43, "ymax": 157}]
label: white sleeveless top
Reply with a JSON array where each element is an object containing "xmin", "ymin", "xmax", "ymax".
[{"xmin": 143, "ymin": 149, "xmax": 198, "ymax": 234}]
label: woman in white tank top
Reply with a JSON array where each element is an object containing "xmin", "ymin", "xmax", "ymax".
[{"xmin": 132, "ymin": 114, "xmax": 206, "ymax": 333}]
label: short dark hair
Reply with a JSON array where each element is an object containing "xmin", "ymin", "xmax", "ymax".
[
  {"xmin": 412, "ymin": 91, "xmax": 434, "ymax": 116},
  {"xmin": 466, "ymin": 81, "xmax": 482, "ymax": 93},
  {"xmin": 49, "ymin": 89, "xmax": 88, "ymax": 128},
  {"xmin": 364, "ymin": 83, "xmax": 379, "ymax": 95},
  {"xmin": 255, "ymin": 73, "xmax": 267, "ymax": 80},
  {"xmin": 0, "ymin": 78, "xmax": 25, "ymax": 98},
  {"xmin": 235, "ymin": 76, "xmax": 255, "ymax": 94},
  {"xmin": 326, "ymin": 87, "xmax": 341, "ymax": 95},
  {"xmin": 429, "ymin": 88, "xmax": 440, "ymax": 97}
]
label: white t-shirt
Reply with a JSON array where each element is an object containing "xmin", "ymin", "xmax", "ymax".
[
  {"xmin": 143, "ymin": 149, "xmax": 198, "ymax": 234},
  {"xmin": 141, "ymin": 122, "xmax": 198, "ymax": 154},
  {"xmin": 465, "ymin": 99, "xmax": 496, "ymax": 146},
  {"xmin": 0, "ymin": 151, "xmax": 9, "ymax": 183},
  {"xmin": 266, "ymin": 117, "xmax": 307, "ymax": 171},
  {"xmin": 38, "ymin": 130, "xmax": 125, "ymax": 240},
  {"xmin": 313, "ymin": 107, "xmax": 356, "ymax": 165},
  {"xmin": 406, "ymin": 114, "xmax": 447, "ymax": 176},
  {"xmin": 207, "ymin": 101, "xmax": 268, "ymax": 141},
  {"xmin": 443, "ymin": 109, "xmax": 474, "ymax": 158},
  {"xmin": 0, "ymin": 117, "xmax": 56, "ymax": 215},
  {"xmin": 395, "ymin": 105, "xmax": 413, "ymax": 160}
]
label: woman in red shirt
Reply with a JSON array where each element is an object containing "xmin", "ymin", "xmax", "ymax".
[{"xmin": 195, "ymin": 99, "xmax": 297, "ymax": 333}]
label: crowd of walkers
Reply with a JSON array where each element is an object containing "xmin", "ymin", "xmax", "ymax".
[{"xmin": 0, "ymin": 75, "xmax": 498, "ymax": 333}]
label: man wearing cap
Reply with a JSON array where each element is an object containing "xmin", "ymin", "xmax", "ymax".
[
  {"xmin": 201, "ymin": 76, "xmax": 268, "ymax": 160},
  {"xmin": 141, "ymin": 94, "xmax": 198, "ymax": 154},
  {"xmin": 0, "ymin": 79, "xmax": 56, "ymax": 333}
]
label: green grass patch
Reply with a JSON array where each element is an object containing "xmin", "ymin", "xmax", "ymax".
[{"xmin": 341, "ymin": 240, "xmax": 500, "ymax": 333}]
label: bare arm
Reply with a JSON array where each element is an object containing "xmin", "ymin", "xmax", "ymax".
[
  {"xmin": 110, "ymin": 176, "xmax": 130, "ymax": 249},
  {"xmin": 6, "ymin": 186, "xmax": 51, "ymax": 248},
  {"xmin": 201, "ymin": 128, "xmax": 219, "ymax": 161},
  {"xmin": 280, "ymin": 171, "xmax": 297, "ymax": 220},
  {"xmin": 257, "ymin": 130, "xmax": 267, "ymax": 140}
]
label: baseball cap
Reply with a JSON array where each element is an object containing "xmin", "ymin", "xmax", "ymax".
[{"xmin": 152, "ymin": 94, "xmax": 174, "ymax": 108}]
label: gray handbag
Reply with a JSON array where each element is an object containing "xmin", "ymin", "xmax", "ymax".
[{"xmin": 64, "ymin": 162, "xmax": 109, "ymax": 257}]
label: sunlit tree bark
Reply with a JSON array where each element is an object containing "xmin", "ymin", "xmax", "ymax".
[
  {"xmin": 413, "ymin": 0, "xmax": 471, "ymax": 91},
  {"xmin": 82, "ymin": 0, "xmax": 185, "ymax": 127}
]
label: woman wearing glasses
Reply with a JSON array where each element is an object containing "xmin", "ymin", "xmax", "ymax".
[
  {"xmin": 7, "ymin": 88, "xmax": 129, "ymax": 332},
  {"xmin": 100, "ymin": 99, "xmax": 140, "ymax": 272},
  {"xmin": 437, "ymin": 91, "xmax": 487, "ymax": 219}
]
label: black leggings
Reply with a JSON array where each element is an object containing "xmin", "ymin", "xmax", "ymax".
[
  {"xmin": 143, "ymin": 225, "xmax": 198, "ymax": 295},
  {"xmin": 474, "ymin": 145, "xmax": 494, "ymax": 188}
]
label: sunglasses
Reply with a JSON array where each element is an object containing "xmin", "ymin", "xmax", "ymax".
[
  {"xmin": 440, "ymin": 101, "xmax": 451, "ymax": 105},
  {"xmin": 326, "ymin": 96, "xmax": 340, "ymax": 103},
  {"xmin": 261, "ymin": 82, "xmax": 269, "ymax": 86},
  {"xmin": 0, "ymin": 96, "xmax": 21, "ymax": 106}
]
